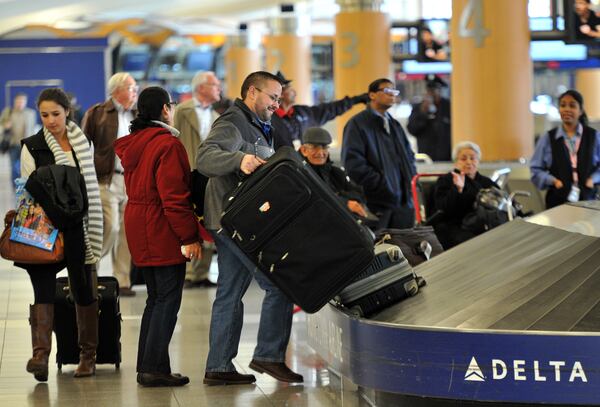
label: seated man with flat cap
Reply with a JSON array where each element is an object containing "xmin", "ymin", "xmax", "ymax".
[
  {"xmin": 300, "ymin": 127, "xmax": 374, "ymax": 222},
  {"xmin": 272, "ymin": 71, "xmax": 369, "ymax": 150}
]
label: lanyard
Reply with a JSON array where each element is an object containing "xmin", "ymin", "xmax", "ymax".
[{"xmin": 563, "ymin": 135, "xmax": 581, "ymax": 182}]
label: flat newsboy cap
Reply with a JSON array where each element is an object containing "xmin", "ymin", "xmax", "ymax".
[{"xmin": 303, "ymin": 127, "xmax": 332, "ymax": 146}]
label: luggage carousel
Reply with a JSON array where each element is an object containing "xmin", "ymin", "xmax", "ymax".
[{"xmin": 307, "ymin": 201, "xmax": 600, "ymax": 406}]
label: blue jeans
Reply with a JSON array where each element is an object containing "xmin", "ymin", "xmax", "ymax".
[
  {"xmin": 137, "ymin": 263, "xmax": 185, "ymax": 374},
  {"xmin": 9, "ymin": 145, "xmax": 20, "ymax": 188},
  {"xmin": 205, "ymin": 230, "xmax": 293, "ymax": 372}
]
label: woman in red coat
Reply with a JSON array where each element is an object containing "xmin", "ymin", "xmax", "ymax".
[{"xmin": 114, "ymin": 86, "xmax": 201, "ymax": 387}]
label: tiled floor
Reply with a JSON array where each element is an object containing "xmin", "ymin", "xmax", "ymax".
[{"xmin": 0, "ymin": 155, "xmax": 366, "ymax": 407}]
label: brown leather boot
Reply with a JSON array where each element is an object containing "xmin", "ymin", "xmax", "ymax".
[
  {"xmin": 26, "ymin": 304, "xmax": 54, "ymax": 382},
  {"xmin": 73, "ymin": 301, "xmax": 98, "ymax": 377}
]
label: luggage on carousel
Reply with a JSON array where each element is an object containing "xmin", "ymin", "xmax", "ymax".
[
  {"xmin": 334, "ymin": 243, "xmax": 420, "ymax": 317},
  {"xmin": 54, "ymin": 276, "xmax": 122, "ymax": 368},
  {"xmin": 375, "ymin": 226, "xmax": 443, "ymax": 268},
  {"xmin": 220, "ymin": 146, "xmax": 375, "ymax": 313}
]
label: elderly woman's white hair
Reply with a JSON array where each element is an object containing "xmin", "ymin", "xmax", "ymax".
[
  {"xmin": 452, "ymin": 141, "xmax": 482, "ymax": 161},
  {"xmin": 107, "ymin": 72, "xmax": 133, "ymax": 96}
]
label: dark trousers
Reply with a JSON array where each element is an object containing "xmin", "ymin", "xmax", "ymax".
[
  {"xmin": 26, "ymin": 262, "xmax": 96, "ymax": 306},
  {"xmin": 136, "ymin": 263, "xmax": 186, "ymax": 374},
  {"xmin": 375, "ymin": 205, "xmax": 415, "ymax": 229}
]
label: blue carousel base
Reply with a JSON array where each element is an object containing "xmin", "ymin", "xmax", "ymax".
[
  {"xmin": 308, "ymin": 304, "xmax": 600, "ymax": 406},
  {"xmin": 307, "ymin": 203, "xmax": 600, "ymax": 406}
]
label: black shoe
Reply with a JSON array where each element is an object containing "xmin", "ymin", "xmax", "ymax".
[
  {"xmin": 137, "ymin": 372, "xmax": 190, "ymax": 387},
  {"xmin": 249, "ymin": 360, "xmax": 303, "ymax": 383},
  {"xmin": 203, "ymin": 370, "xmax": 256, "ymax": 386},
  {"xmin": 199, "ymin": 279, "xmax": 218, "ymax": 288}
]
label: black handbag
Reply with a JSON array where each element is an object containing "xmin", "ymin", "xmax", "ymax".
[
  {"xmin": 0, "ymin": 131, "xmax": 10, "ymax": 154},
  {"xmin": 461, "ymin": 187, "xmax": 515, "ymax": 234},
  {"xmin": 190, "ymin": 169, "xmax": 209, "ymax": 218}
]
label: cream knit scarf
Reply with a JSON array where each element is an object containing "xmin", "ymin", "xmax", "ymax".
[{"xmin": 43, "ymin": 121, "xmax": 103, "ymax": 264}]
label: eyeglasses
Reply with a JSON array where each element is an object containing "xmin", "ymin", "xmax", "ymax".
[
  {"xmin": 166, "ymin": 101, "xmax": 178, "ymax": 108},
  {"xmin": 255, "ymin": 87, "xmax": 282, "ymax": 105},
  {"xmin": 377, "ymin": 88, "xmax": 400, "ymax": 96}
]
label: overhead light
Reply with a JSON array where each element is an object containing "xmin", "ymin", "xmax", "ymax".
[{"xmin": 54, "ymin": 20, "xmax": 92, "ymax": 30}]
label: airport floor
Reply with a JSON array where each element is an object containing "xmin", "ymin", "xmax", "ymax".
[{"xmin": 0, "ymin": 155, "xmax": 367, "ymax": 407}]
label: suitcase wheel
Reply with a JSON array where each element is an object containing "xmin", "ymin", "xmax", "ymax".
[
  {"xmin": 416, "ymin": 276, "xmax": 427, "ymax": 288},
  {"xmin": 116, "ymin": 362, "xmax": 120, "ymax": 369},
  {"xmin": 406, "ymin": 281, "xmax": 419, "ymax": 296},
  {"xmin": 58, "ymin": 362, "xmax": 62, "ymax": 370}
]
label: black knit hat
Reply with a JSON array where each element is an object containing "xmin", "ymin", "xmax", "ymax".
[{"xmin": 275, "ymin": 71, "xmax": 292, "ymax": 86}]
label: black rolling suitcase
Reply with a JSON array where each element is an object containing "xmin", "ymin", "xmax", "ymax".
[
  {"xmin": 220, "ymin": 146, "xmax": 375, "ymax": 313},
  {"xmin": 54, "ymin": 276, "xmax": 122, "ymax": 368},
  {"xmin": 334, "ymin": 243, "xmax": 420, "ymax": 317}
]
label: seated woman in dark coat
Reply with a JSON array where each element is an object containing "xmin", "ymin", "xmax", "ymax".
[{"xmin": 432, "ymin": 141, "xmax": 498, "ymax": 249}]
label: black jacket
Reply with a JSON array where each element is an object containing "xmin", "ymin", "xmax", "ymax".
[
  {"xmin": 341, "ymin": 108, "xmax": 416, "ymax": 211},
  {"xmin": 272, "ymin": 96, "xmax": 361, "ymax": 150},
  {"xmin": 546, "ymin": 126, "xmax": 597, "ymax": 208},
  {"xmin": 302, "ymin": 155, "xmax": 366, "ymax": 206},
  {"xmin": 20, "ymin": 131, "xmax": 89, "ymax": 280},
  {"xmin": 432, "ymin": 171, "xmax": 497, "ymax": 249},
  {"xmin": 407, "ymin": 97, "xmax": 451, "ymax": 161}
]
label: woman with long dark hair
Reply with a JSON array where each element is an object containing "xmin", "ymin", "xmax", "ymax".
[
  {"xmin": 530, "ymin": 89, "xmax": 600, "ymax": 208},
  {"xmin": 20, "ymin": 88, "xmax": 102, "ymax": 381},
  {"xmin": 114, "ymin": 86, "xmax": 201, "ymax": 387}
]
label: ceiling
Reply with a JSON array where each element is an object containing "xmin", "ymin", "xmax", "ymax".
[{"xmin": 0, "ymin": 0, "xmax": 346, "ymax": 37}]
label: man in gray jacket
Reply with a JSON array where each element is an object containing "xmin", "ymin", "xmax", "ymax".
[{"xmin": 197, "ymin": 71, "xmax": 303, "ymax": 386}]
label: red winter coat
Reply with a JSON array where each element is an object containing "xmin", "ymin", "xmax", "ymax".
[{"xmin": 114, "ymin": 126, "xmax": 200, "ymax": 267}]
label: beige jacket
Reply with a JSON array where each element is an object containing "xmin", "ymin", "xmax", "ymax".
[
  {"xmin": 173, "ymin": 98, "xmax": 219, "ymax": 170},
  {"xmin": 0, "ymin": 106, "xmax": 36, "ymax": 146}
]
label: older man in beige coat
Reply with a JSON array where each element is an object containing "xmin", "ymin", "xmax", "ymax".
[{"xmin": 173, "ymin": 71, "xmax": 221, "ymax": 287}]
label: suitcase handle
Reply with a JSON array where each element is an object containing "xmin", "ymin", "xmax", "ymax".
[{"xmin": 62, "ymin": 284, "xmax": 107, "ymax": 292}]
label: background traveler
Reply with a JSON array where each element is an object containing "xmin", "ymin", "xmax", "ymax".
[
  {"xmin": 173, "ymin": 71, "xmax": 221, "ymax": 288},
  {"xmin": 114, "ymin": 86, "xmax": 201, "ymax": 387},
  {"xmin": 407, "ymin": 74, "xmax": 451, "ymax": 162},
  {"xmin": 431, "ymin": 141, "xmax": 499, "ymax": 249},
  {"xmin": 271, "ymin": 71, "xmax": 369, "ymax": 150},
  {"xmin": 82, "ymin": 72, "xmax": 138, "ymax": 296},
  {"xmin": 299, "ymin": 127, "xmax": 369, "ymax": 219},
  {"xmin": 342, "ymin": 78, "xmax": 417, "ymax": 229},
  {"xmin": 530, "ymin": 89, "xmax": 600, "ymax": 209},
  {"xmin": 0, "ymin": 93, "xmax": 36, "ymax": 187}
]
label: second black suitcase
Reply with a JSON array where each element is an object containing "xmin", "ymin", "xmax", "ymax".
[
  {"xmin": 335, "ymin": 243, "xmax": 420, "ymax": 317},
  {"xmin": 54, "ymin": 276, "xmax": 122, "ymax": 368},
  {"xmin": 220, "ymin": 147, "xmax": 375, "ymax": 313}
]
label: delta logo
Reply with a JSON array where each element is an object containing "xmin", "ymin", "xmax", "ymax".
[{"xmin": 464, "ymin": 356, "xmax": 588, "ymax": 383}]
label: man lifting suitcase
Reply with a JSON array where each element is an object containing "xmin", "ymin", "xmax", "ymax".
[{"xmin": 196, "ymin": 71, "xmax": 303, "ymax": 385}]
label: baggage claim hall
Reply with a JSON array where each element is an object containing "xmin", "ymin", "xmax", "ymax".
[{"xmin": 2, "ymin": 0, "xmax": 600, "ymax": 406}]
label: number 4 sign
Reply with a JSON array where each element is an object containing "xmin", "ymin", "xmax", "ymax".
[{"xmin": 459, "ymin": 0, "xmax": 491, "ymax": 48}]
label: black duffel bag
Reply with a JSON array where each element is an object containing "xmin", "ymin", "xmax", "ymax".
[
  {"xmin": 461, "ymin": 187, "xmax": 516, "ymax": 234},
  {"xmin": 375, "ymin": 226, "xmax": 444, "ymax": 267}
]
